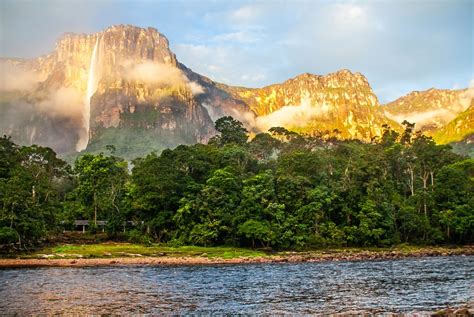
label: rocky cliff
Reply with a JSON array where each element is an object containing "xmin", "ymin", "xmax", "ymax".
[
  {"xmin": 218, "ymin": 70, "xmax": 395, "ymax": 140},
  {"xmin": 1, "ymin": 25, "xmax": 219, "ymax": 158}
]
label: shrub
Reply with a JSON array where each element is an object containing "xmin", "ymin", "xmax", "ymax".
[{"xmin": 0, "ymin": 227, "xmax": 18, "ymax": 245}]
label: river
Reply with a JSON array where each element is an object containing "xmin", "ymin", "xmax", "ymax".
[{"xmin": 0, "ymin": 256, "xmax": 472, "ymax": 314}]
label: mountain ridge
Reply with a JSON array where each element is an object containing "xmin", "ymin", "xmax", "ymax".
[{"xmin": 1, "ymin": 24, "xmax": 472, "ymax": 158}]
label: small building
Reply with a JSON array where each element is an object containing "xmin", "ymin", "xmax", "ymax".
[{"xmin": 73, "ymin": 220, "xmax": 107, "ymax": 233}]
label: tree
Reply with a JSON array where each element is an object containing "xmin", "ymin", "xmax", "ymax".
[
  {"xmin": 238, "ymin": 219, "xmax": 275, "ymax": 248},
  {"xmin": 175, "ymin": 167, "xmax": 242, "ymax": 245},
  {"xmin": 73, "ymin": 153, "xmax": 128, "ymax": 234},
  {"xmin": 210, "ymin": 116, "xmax": 248, "ymax": 146},
  {"xmin": 0, "ymin": 142, "xmax": 68, "ymax": 248},
  {"xmin": 249, "ymin": 133, "xmax": 282, "ymax": 162}
]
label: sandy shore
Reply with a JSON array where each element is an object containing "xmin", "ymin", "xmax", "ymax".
[{"xmin": 1, "ymin": 247, "xmax": 472, "ymax": 268}]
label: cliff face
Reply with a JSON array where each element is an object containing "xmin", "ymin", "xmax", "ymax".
[
  {"xmin": 223, "ymin": 71, "xmax": 378, "ymax": 115},
  {"xmin": 384, "ymin": 88, "xmax": 470, "ymax": 133},
  {"xmin": 218, "ymin": 70, "xmax": 396, "ymax": 140},
  {"xmin": 34, "ymin": 25, "xmax": 178, "ymax": 91},
  {"xmin": 1, "ymin": 25, "xmax": 217, "ymax": 158}
]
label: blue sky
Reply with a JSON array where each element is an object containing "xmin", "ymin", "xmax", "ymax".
[{"xmin": 1, "ymin": 0, "xmax": 472, "ymax": 103}]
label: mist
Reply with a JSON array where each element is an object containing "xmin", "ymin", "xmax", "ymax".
[
  {"xmin": 254, "ymin": 97, "xmax": 330, "ymax": 132},
  {"xmin": 37, "ymin": 87, "xmax": 84, "ymax": 120},
  {"xmin": 0, "ymin": 62, "xmax": 41, "ymax": 92},
  {"xmin": 384, "ymin": 109, "xmax": 457, "ymax": 128},
  {"xmin": 0, "ymin": 62, "xmax": 85, "ymax": 153},
  {"xmin": 459, "ymin": 80, "xmax": 474, "ymax": 109},
  {"xmin": 122, "ymin": 60, "xmax": 205, "ymax": 95}
]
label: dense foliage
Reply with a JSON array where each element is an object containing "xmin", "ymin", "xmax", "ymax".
[{"xmin": 1, "ymin": 117, "xmax": 473, "ymax": 250}]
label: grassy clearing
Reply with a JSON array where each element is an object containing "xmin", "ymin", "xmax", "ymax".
[{"xmin": 28, "ymin": 243, "xmax": 268, "ymax": 259}]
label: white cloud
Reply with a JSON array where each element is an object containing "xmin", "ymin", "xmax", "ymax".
[
  {"xmin": 122, "ymin": 60, "xmax": 205, "ymax": 95},
  {"xmin": 248, "ymin": 97, "xmax": 331, "ymax": 132},
  {"xmin": 384, "ymin": 109, "xmax": 457, "ymax": 128},
  {"xmin": 459, "ymin": 79, "xmax": 474, "ymax": 108},
  {"xmin": 187, "ymin": 81, "xmax": 205, "ymax": 95},
  {"xmin": 0, "ymin": 62, "xmax": 83, "ymax": 120},
  {"xmin": 212, "ymin": 31, "xmax": 261, "ymax": 44},
  {"xmin": 0, "ymin": 62, "xmax": 41, "ymax": 91},
  {"xmin": 37, "ymin": 87, "xmax": 84, "ymax": 120},
  {"xmin": 230, "ymin": 5, "xmax": 262, "ymax": 23},
  {"xmin": 122, "ymin": 60, "xmax": 187, "ymax": 86},
  {"xmin": 332, "ymin": 4, "xmax": 368, "ymax": 28}
]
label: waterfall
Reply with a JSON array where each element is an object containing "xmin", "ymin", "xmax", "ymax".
[{"xmin": 76, "ymin": 37, "xmax": 100, "ymax": 151}]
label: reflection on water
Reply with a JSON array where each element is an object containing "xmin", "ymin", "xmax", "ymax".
[{"xmin": 0, "ymin": 256, "xmax": 472, "ymax": 314}]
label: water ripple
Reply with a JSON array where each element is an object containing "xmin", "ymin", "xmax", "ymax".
[{"xmin": 0, "ymin": 256, "xmax": 472, "ymax": 314}]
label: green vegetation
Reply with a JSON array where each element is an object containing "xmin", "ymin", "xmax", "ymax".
[
  {"xmin": 85, "ymin": 127, "xmax": 181, "ymax": 161},
  {"xmin": 1, "ymin": 117, "xmax": 473, "ymax": 252},
  {"xmin": 29, "ymin": 243, "xmax": 266, "ymax": 259}
]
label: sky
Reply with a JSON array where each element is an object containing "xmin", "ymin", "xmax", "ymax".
[{"xmin": 0, "ymin": 0, "xmax": 472, "ymax": 103}]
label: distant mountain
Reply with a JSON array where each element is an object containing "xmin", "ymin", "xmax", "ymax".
[
  {"xmin": 384, "ymin": 88, "xmax": 471, "ymax": 134},
  {"xmin": 1, "ymin": 25, "xmax": 472, "ymax": 159}
]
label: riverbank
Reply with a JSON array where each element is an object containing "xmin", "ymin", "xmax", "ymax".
[{"xmin": 0, "ymin": 243, "xmax": 472, "ymax": 267}]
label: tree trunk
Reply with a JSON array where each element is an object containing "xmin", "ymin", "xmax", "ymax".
[
  {"xmin": 93, "ymin": 192, "xmax": 97, "ymax": 226},
  {"xmin": 94, "ymin": 204, "xmax": 97, "ymax": 226},
  {"xmin": 407, "ymin": 166, "xmax": 415, "ymax": 196},
  {"xmin": 430, "ymin": 171, "xmax": 435, "ymax": 190},
  {"xmin": 422, "ymin": 171, "xmax": 429, "ymax": 216}
]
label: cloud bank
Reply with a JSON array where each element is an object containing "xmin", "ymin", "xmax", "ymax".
[
  {"xmin": 37, "ymin": 87, "xmax": 85, "ymax": 119},
  {"xmin": 219, "ymin": 97, "xmax": 331, "ymax": 133},
  {"xmin": 253, "ymin": 97, "xmax": 330, "ymax": 132},
  {"xmin": 384, "ymin": 109, "xmax": 457, "ymax": 128}
]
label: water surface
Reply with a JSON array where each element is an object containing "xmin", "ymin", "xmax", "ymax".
[{"xmin": 0, "ymin": 256, "xmax": 472, "ymax": 314}]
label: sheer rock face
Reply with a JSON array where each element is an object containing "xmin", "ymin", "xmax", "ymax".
[
  {"xmin": 223, "ymin": 71, "xmax": 378, "ymax": 116},
  {"xmin": 33, "ymin": 25, "xmax": 178, "ymax": 90},
  {"xmin": 0, "ymin": 25, "xmax": 217, "ymax": 157},
  {"xmin": 384, "ymin": 88, "xmax": 471, "ymax": 133}
]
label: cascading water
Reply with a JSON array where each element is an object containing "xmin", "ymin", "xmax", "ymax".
[{"xmin": 76, "ymin": 37, "xmax": 100, "ymax": 151}]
